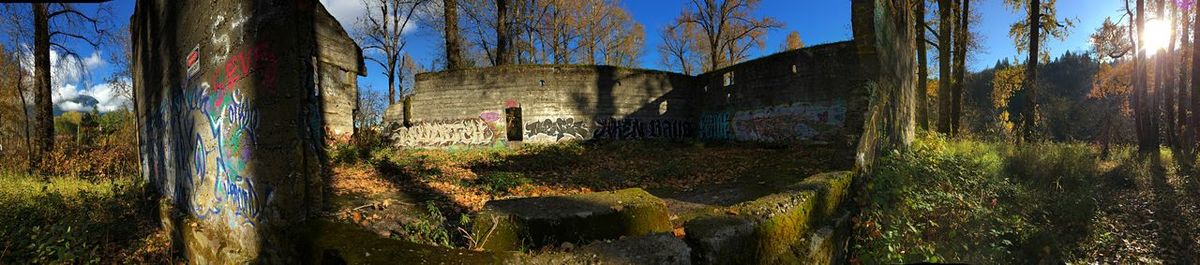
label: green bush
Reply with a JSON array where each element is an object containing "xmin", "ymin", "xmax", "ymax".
[
  {"xmin": 0, "ymin": 173, "xmax": 151, "ymax": 264},
  {"xmin": 476, "ymin": 171, "xmax": 531, "ymax": 195}
]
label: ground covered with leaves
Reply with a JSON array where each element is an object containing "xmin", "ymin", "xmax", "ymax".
[
  {"xmin": 325, "ymin": 140, "xmax": 853, "ymax": 249},
  {"xmin": 851, "ymin": 133, "xmax": 1200, "ymax": 264}
]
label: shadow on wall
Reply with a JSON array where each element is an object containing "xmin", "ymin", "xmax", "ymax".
[
  {"xmin": 135, "ymin": 0, "xmax": 329, "ymax": 263},
  {"xmin": 387, "ymin": 42, "xmax": 868, "ymax": 149}
]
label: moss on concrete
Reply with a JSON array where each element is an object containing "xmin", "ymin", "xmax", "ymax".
[
  {"xmin": 683, "ymin": 171, "xmax": 854, "ymax": 264},
  {"xmin": 302, "ymin": 219, "xmax": 512, "ymax": 264},
  {"xmin": 472, "ymin": 188, "xmax": 672, "ymax": 252}
]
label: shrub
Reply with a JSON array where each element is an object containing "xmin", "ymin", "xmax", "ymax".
[{"xmin": 476, "ymin": 171, "xmax": 531, "ymax": 195}]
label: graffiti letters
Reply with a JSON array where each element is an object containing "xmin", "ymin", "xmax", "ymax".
[
  {"xmin": 211, "ymin": 42, "xmax": 278, "ymax": 92},
  {"xmin": 698, "ymin": 112, "xmax": 733, "ymax": 140},
  {"xmin": 592, "ymin": 118, "xmax": 694, "ymax": 140},
  {"xmin": 391, "ymin": 119, "xmax": 498, "ymax": 147},
  {"xmin": 480, "ymin": 111, "xmax": 501, "ymax": 123},
  {"xmin": 526, "ymin": 118, "xmax": 590, "ymax": 141},
  {"xmin": 731, "ymin": 101, "xmax": 846, "ymax": 142}
]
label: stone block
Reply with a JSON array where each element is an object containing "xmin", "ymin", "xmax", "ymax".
[
  {"xmin": 473, "ymin": 188, "xmax": 672, "ymax": 251},
  {"xmin": 683, "ymin": 171, "xmax": 854, "ymax": 265}
]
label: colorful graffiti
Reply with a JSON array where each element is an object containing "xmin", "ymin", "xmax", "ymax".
[
  {"xmin": 592, "ymin": 117, "xmax": 694, "ymax": 140},
  {"xmin": 146, "ymin": 42, "xmax": 274, "ymax": 229},
  {"xmin": 212, "ymin": 42, "xmax": 278, "ymax": 92},
  {"xmin": 698, "ymin": 112, "xmax": 733, "ymax": 140},
  {"xmin": 480, "ymin": 111, "xmax": 502, "ymax": 123},
  {"xmin": 526, "ymin": 117, "xmax": 591, "ymax": 141},
  {"xmin": 391, "ymin": 119, "xmax": 499, "ymax": 147},
  {"xmin": 731, "ymin": 101, "xmax": 846, "ymax": 142}
]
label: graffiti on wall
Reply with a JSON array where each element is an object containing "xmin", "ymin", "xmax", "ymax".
[
  {"xmin": 140, "ymin": 41, "xmax": 274, "ymax": 230},
  {"xmin": 731, "ymin": 100, "xmax": 846, "ymax": 142},
  {"xmin": 391, "ymin": 119, "xmax": 499, "ymax": 147},
  {"xmin": 593, "ymin": 117, "xmax": 694, "ymax": 140},
  {"xmin": 698, "ymin": 112, "xmax": 733, "ymax": 140},
  {"xmin": 526, "ymin": 117, "xmax": 590, "ymax": 141},
  {"xmin": 522, "ymin": 117, "xmax": 695, "ymax": 142}
]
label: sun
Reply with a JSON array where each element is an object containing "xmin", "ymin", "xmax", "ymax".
[{"xmin": 1143, "ymin": 18, "xmax": 1173, "ymax": 57}]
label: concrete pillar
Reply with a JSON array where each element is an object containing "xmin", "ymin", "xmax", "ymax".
[{"xmin": 132, "ymin": 0, "xmax": 327, "ymax": 262}]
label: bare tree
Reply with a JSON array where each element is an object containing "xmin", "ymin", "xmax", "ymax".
[
  {"xmin": 659, "ymin": 20, "xmax": 701, "ymax": 75},
  {"xmin": 358, "ymin": 0, "xmax": 430, "ymax": 104},
  {"xmin": 1, "ymin": 3, "xmax": 113, "ymax": 169},
  {"xmin": 674, "ymin": 0, "xmax": 782, "ymax": 71}
]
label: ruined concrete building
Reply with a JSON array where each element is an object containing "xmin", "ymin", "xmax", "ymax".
[
  {"xmin": 385, "ymin": 42, "xmax": 869, "ymax": 148},
  {"xmin": 132, "ymin": 0, "xmax": 361, "ymax": 262}
]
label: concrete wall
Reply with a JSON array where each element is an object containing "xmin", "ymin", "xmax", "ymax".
[
  {"xmin": 132, "ymin": 0, "xmax": 355, "ymax": 262},
  {"xmin": 392, "ymin": 65, "xmax": 696, "ymax": 146},
  {"xmin": 313, "ymin": 5, "xmax": 365, "ymax": 139},
  {"xmin": 385, "ymin": 41, "xmax": 869, "ymax": 148},
  {"xmin": 696, "ymin": 42, "xmax": 868, "ymax": 145}
]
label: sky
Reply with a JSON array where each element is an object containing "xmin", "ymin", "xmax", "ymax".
[{"xmin": 15, "ymin": 0, "xmax": 1131, "ymax": 113}]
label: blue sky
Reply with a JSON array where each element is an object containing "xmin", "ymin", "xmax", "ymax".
[{"xmin": 25, "ymin": 0, "xmax": 1128, "ymax": 112}]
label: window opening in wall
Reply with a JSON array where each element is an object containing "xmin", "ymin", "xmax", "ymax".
[
  {"xmin": 723, "ymin": 72, "xmax": 735, "ymax": 86},
  {"xmin": 792, "ymin": 65, "xmax": 797, "ymax": 73},
  {"xmin": 539, "ymin": 80, "xmax": 545, "ymax": 87},
  {"xmin": 505, "ymin": 106, "xmax": 523, "ymax": 141}
]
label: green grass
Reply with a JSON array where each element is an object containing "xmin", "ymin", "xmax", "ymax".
[
  {"xmin": 852, "ymin": 133, "xmax": 1107, "ymax": 263},
  {"xmin": 0, "ymin": 172, "xmax": 158, "ymax": 264}
]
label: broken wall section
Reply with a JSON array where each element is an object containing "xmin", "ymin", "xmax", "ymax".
[
  {"xmin": 390, "ymin": 65, "xmax": 697, "ymax": 147},
  {"xmin": 696, "ymin": 41, "xmax": 869, "ymax": 146},
  {"xmin": 132, "ymin": 0, "xmax": 348, "ymax": 263}
]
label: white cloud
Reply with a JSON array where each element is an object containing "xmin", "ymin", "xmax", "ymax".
[
  {"xmin": 83, "ymin": 81, "xmax": 131, "ymax": 112},
  {"xmin": 321, "ymin": 0, "xmax": 369, "ymax": 31},
  {"xmin": 52, "ymin": 84, "xmax": 79, "ymax": 104},
  {"xmin": 83, "ymin": 51, "xmax": 104, "ymax": 70},
  {"xmin": 320, "ymin": 0, "xmax": 422, "ymax": 35},
  {"xmin": 58, "ymin": 101, "xmax": 85, "ymax": 112}
]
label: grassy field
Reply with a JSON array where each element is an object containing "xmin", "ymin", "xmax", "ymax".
[
  {"xmin": 851, "ymin": 133, "xmax": 1200, "ymax": 264},
  {"xmin": 0, "ymin": 173, "xmax": 168, "ymax": 264}
]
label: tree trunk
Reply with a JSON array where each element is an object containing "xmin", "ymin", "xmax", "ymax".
[
  {"xmin": 937, "ymin": 0, "xmax": 953, "ymax": 134},
  {"xmin": 1136, "ymin": 0, "xmax": 1156, "ymax": 152},
  {"xmin": 915, "ymin": 0, "xmax": 929, "ymax": 130},
  {"xmin": 1022, "ymin": 0, "xmax": 1040, "ymax": 141},
  {"xmin": 387, "ymin": 63, "xmax": 397, "ymax": 104},
  {"xmin": 15, "ymin": 60, "xmax": 32, "ymax": 174},
  {"xmin": 1178, "ymin": 7, "xmax": 1191, "ymax": 154},
  {"xmin": 1167, "ymin": 6, "xmax": 1181, "ymax": 150},
  {"xmin": 495, "ymin": 0, "xmax": 512, "ymax": 66},
  {"xmin": 33, "ymin": 3, "xmax": 52, "ymax": 169},
  {"xmin": 444, "ymin": 0, "xmax": 465, "ymax": 70},
  {"xmin": 951, "ymin": 0, "xmax": 968, "ymax": 136},
  {"xmin": 1191, "ymin": 2, "xmax": 1200, "ymax": 155}
]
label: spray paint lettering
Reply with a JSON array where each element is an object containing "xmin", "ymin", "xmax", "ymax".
[
  {"xmin": 698, "ymin": 112, "xmax": 733, "ymax": 140},
  {"xmin": 391, "ymin": 119, "xmax": 498, "ymax": 147},
  {"xmin": 731, "ymin": 101, "xmax": 846, "ymax": 142},
  {"xmin": 592, "ymin": 118, "xmax": 694, "ymax": 140},
  {"xmin": 525, "ymin": 117, "xmax": 591, "ymax": 141},
  {"xmin": 480, "ymin": 111, "xmax": 501, "ymax": 123},
  {"xmin": 211, "ymin": 42, "xmax": 278, "ymax": 92}
]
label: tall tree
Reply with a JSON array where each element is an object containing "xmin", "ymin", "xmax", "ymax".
[
  {"xmin": 32, "ymin": 4, "xmax": 50, "ymax": 165},
  {"xmin": 495, "ymin": 0, "xmax": 512, "ymax": 65},
  {"xmin": 915, "ymin": 0, "xmax": 930, "ymax": 130},
  {"xmin": 358, "ymin": 0, "xmax": 429, "ymax": 104},
  {"xmin": 781, "ymin": 30, "xmax": 804, "ymax": 51},
  {"xmin": 674, "ymin": 0, "xmax": 782, "ymax": 71},
  {"xmin": 1191, "ymin": 0, "xmax": 1200, "ymax": 156},
  {"xmin": 1134, "ymin": 0, "xmax": 1155, "ymax": 151},
  {"xmin": 950, "ymin": 0, "xmax": 970, "ymax": 135},
  {"xmin": 1004, "ymin": 0, "xmax": 1073, "ymax": 141},
  {"xmin": 659, "ymin": 19, "xmax": 701, "ymax": 75},
  {"xmin": 936, "ymin": 0, "xmax": 953, "ymax": 134},
  {"xmin": 444, "ymin": 0, "xmax": 466, "ymax": 70}
]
